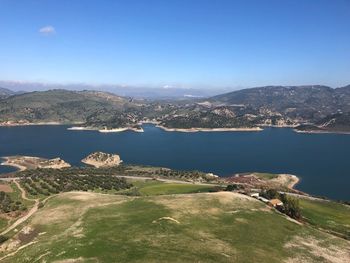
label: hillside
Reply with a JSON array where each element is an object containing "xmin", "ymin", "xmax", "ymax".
[
  {"xmin": 1, "ymin": 86, "xmax": 350, "ymax": 132},
  {"xmin": 0, "ymin": 191, "xmax": 349, "ymax": 262},
  {"xmin": 295, "ymin": 112, "xmax": 350, "ymax": 133},
  {"xmin": 0, "ymin": 89, "xmax": 141, "ymax": 125},
  {"xmin": 209, "ymin": 85, "xmax": 350, "ymax": 121},
  {"xmin": 0, "ymin": 87, "xmax": 16, "ymax": 99}
]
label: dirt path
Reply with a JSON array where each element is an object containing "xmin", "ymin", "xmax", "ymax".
[{"xmin": 0, "ymin": 181, "xmax": 39, "ymax": 236}]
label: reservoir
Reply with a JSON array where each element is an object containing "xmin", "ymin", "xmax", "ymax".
[{"xmin": 0, "ymin": 124, "xmax": 349, "ymax": 200}]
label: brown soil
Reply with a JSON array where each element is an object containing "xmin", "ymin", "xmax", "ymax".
[{"xmin": 0, "ymin": 184, "xmax": 13, "ymax": 193}]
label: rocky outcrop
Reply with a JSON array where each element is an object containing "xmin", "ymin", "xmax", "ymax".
[
  {"xmin": 38, "ymin": 158, "xmax": 71, "ymax": 169},
  {"xmin": 81, "ymin": 152, "xmax": 122, "ymax": 168}
]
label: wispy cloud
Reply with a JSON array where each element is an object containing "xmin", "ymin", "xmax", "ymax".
[{"xmin": 39, "ymin": 25, "xmax": 56, "ymax": 36}]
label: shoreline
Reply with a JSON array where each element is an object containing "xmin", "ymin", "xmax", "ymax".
[
  {"xmin": 0, "ymin": 156, "xmax": 71, "ymax": 172},
  {"xmin": 2, "ymin": 121, "xmax": 350, "ymax": 135},
  {"xmin": 0, "ymin": 157, "xmax": 26, "ymax": 171},
  {"xmin": 285, "ymin": 174, "xmax": 300, "ymax": 189},
  {"xmin": 156, "ymin": 125, "xmax": 263, "ymax": 132},
  {"xmin": 68, "ymin": 126, "xmax": 144, "ymax": 133},
  {"xmin": 0, "ymin": 121, "xmax": 84, "ymax": 127},
  {"xmin": 293, "ymin": 129, "xmax": 350, "ymax": 135}
]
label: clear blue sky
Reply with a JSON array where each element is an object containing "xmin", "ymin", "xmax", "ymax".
[{"xmin": 0, "ymin": 0, "xmax": 349, "ymax": 88}]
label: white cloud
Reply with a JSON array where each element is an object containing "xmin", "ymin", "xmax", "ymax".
[{"xmin": 39, "ymin": 25, "xmax": 56, "ymax": 36}]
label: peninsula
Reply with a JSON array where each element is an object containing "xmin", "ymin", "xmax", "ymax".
[{"xmin": 1, "ymin": 156, "xmax": 71, "ymax": 171}]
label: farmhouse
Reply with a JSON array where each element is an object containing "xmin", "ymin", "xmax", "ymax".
[{"xmin": 268, "ymin": 199, "xmax": 283, "ymax": 207}]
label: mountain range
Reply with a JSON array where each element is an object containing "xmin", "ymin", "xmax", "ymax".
[{"xmin": 0, "ymin": 85, "xmax": 349, "ymax": 132}]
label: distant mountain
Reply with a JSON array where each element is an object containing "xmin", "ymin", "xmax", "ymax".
[
  {"xmin": 1, "ymin": 85, "xmax": 350, "ymax": 133},
  {"xmin": 208, "ymin": 85, "xmax": 350, "ymax": 122},
  {"xmin": 0, "ymin": 89, "xmax": 141, "ymax": 124},
  {"xmin": 0, "ymin": 87, "xmax": 16, "ymax": 99},
  {"xmin": 0, "ymin": 81, "xmax": 230, "ymax": 99}
]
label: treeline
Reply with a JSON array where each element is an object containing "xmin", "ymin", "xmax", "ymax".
[
  {"xmin": 0, "ymin": 191, "xmax": 26, "ymax": 213},
  {"xmin": 149, "ymin": 168, "xmax": 217, "ymax": 182},
  {"xmin": 17, "ymin": 166, "xmax": 128, "ymax": 177},
  {"xmin": 20, "ymin": 174, "xmax": 132, "ymax": 196},
  {"xmin": 16, "ymin": 165, "xmax": 217, "ymax": 183}
]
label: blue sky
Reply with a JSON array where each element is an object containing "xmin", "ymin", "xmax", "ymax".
[{"xmin": 0, "ymin": 0, "xmax": 349, "ymax": 89}]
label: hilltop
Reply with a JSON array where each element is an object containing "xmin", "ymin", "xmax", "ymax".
[
  {"xmin": 0, "ymin": 189, "xmax": 349, "ymax": 262},
  {"xmin": 0, "ymin": 160, "xmax": 349, "ymax": 262}
]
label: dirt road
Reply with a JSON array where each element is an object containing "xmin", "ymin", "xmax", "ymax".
[{"xmin": 0, "ymin": 181, "xmax": 39, "ymax": 236}]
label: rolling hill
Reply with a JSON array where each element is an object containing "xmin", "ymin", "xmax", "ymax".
[
  {"xmin": 0, "ymin": 89, "xmax": 141, "ymax": 124},
  {"xmin": 1, "ymin": 85, "xmax": 350, "ymax": 132},
  {"xmin": 209, "ymin": 85, "xmax": 350, "ymax": 121},
  {"xmin": 0, "ymin": 87, "xmax": 16, "ymax": 99}
]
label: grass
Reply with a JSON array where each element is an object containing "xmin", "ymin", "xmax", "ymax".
[
  {"xmin": 1, "ymin": 191, "xmax": 349, "ymax": 262},
  {"xmin": 7, "ymin": 182, "xmax": 34, "ymax": 207},
  {"xmin": 0, "ymin": 218, "xmax": 8, "ymax": 231},
  {"xmin": 299, "ymin": 198, "xmax": 350, "ymax": 239},
  {"xmin": 130, "ymin": 179, "xmax": 216, "ymax": 196}
]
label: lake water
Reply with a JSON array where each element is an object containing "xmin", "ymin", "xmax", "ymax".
[{"xmin": 0, "ymin": 124, "xmax": 349, "ymax": 200}]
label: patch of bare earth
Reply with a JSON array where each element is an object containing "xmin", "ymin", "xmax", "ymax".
[
  {"xmin": 152, "ymin": 217, "xmax": 180, "ymax": 224},
  {"xmin": 0, "ymin": 184, "xmax": 13, "ymax": 192},
  {"xmin": 52, "ymin": 257, "xmax": 97, "ymax": 263},
  {"xmin": 284, "ymin": 236, "xmax": 350, "ymax": 263}
]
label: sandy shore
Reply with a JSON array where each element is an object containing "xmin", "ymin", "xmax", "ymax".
[
  {"xmin": 293, "ymin": 129, "xmax": 350, "ymax": 135},
  {"xmin": 68, "ymin": 126, "xmax": 144, "ymax": 133},
  {"xmin": 1, "ymin": 157, "xmax": 26, "ymax": 171},
  {"xmin": 0, "ymin": 121, "xmax": 83, "ymax": 127},
  {"xmin": 1, "ymin": 156, "xmax": 71, "ymax": 171},
  {"xmin": 156, "ymin": 125, "xmax": 263, "ymax": 132},
  {"xmin": 285, "ymin": 174, "xmax": 300, "ymax": 189},
  {"xmin": 268, "ymin": 174, "xmax": 300, "ymax": 190}
]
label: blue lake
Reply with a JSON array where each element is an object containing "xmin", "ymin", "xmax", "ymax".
[{"xmin": 0, "ymin": 124, "xmax": 349, "ymax": 200}]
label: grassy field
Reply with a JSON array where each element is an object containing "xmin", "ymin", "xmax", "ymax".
[
  {"xmin": 131, "ymin": 180, "xmax": 217, "ymax": 196},
  {"xmin": 299, "ymin": 198, "xmax": 350, "ymax": 239},
  {"xmin": 0, "ymin": 218, "xmax": 8, "ymax": 231},
  {"xmin": 0, "ymin": 189, "xmax": 349, "ymax": 262}
]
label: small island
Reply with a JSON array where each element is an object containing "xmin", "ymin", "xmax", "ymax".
[{"xmin": 81, "ymin": 152, "xmax": 123, "ymax": 168}]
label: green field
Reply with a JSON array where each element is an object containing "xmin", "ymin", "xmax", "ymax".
[
  {"xmin": 131, "ymin": 180, "xmax": 217, "ymax": 196},
  {"xmin": 299, "ymin": 198, "xmax": 350, "ymax": 239},
  {"xmin": 1, "ymin": 188, "xmax": 349, "ymax": 262}
]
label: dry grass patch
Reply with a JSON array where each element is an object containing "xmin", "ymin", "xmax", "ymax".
[{"xmin": 284, "ymin": 235, "xmax": 350, "ymax": 263}]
